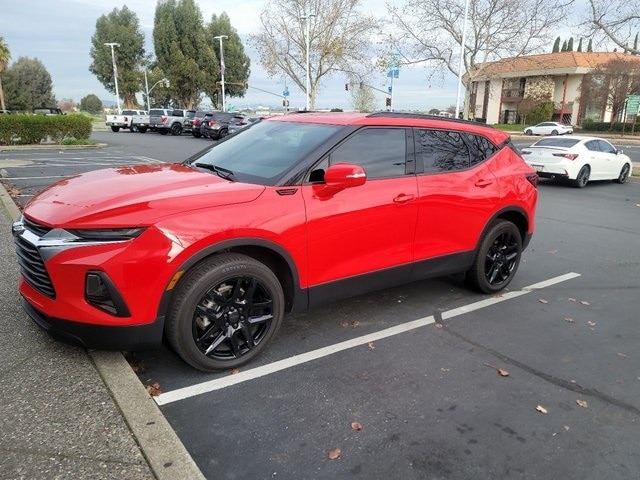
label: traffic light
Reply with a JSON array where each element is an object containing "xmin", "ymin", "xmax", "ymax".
[
  {"xmin": 345, "ymin": 83, "xmax": 349, "ymax": 91},
  {"xmin": 385, "ymin": 97, "xmax": 391, "ymax": 107},
  {"xmin": 282, "ymin": 99, "xmax": 289, "ymax": 107},
  {"xmin": 244, "ymin": 82, "xmax": 249, "ymax": 89}
]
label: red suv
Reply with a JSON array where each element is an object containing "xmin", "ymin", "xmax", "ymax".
[{"xmin": 13, "ymin": 112, "xmax": 538, "ymax": 371}]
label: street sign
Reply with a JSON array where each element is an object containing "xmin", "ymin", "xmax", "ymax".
[
  {"xmin": 626, "ymin": 95, "xmax": 640, "ymax": 115},
  {"xmin": 388, "ymin": 86, "xmax": 392, "ymax": 94},
  {"xmin": 283, "ymin": 89, "xmax": 290, "ymax": 97}
]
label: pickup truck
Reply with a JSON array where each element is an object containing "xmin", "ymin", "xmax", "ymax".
[
  {"xmin": 150, "ymin": 108, "xmax": 196, "ymax": 136},
  {"xmin": 105, "ymin": 109, "xmax": 147, "ymax": 132}
]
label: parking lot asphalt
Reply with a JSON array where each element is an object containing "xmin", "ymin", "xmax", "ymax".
[{"xmin": 0, "ymin": 180, "xmax": 205, "ymax": 479}]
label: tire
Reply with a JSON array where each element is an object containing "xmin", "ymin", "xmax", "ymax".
[
  {"xmin": 572, "ymin": 165, "xmax": 590, "ymax": 188},
  {"xmin": 165, "ymin": 253, "xmax": 285, "ymax": 371},
  {"xmin": 192, "ymin": 131, "xmax": 202, "ymax": 138},
  {"xmin": 219, "ymin": 128, "xmax": 228, "ymax": 139},
  {"xmin": 524, "ymin": 129, "xmax": 532, "ymax": 135},
  {"xmin": 138, "ymin": 127, "xmax": 147, "ymax": 134},
  {"xmin": 159, "ymin": 129, "xmax": 168, "ymax": 135},
  {"xmin": 130, "ymin": 125, "xmax": 138, "ymax": 133},
  {"xmin": 466, "ymin": 220, "xmax": 522, "ymax": 294},
  {"xmin": 110, "ymin": 126, "xmax": 120, "ymax": 133},
  {"xmin": 170, "ymin": 123, "xmax": 182, "ymax": 136},
  {"xmin": 614, "ymin": 164, "xmax": 630, "ymax": 184},
  {"xmin": 551, "ymin": 129, "xmax": 558, "ymax": 135}
]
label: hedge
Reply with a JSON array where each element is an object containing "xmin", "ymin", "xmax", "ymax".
[
  {"xmin": 0, "ymin": 114, "xmax": 93, "ymax": 145},
  {"xmin": 579, "ymin": 120, "xmax": 640, "ymax": 135}
]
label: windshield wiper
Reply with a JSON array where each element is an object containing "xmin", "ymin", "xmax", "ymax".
[{"xmin": 193, "ymin": 163, "xmax": 236, "ymax": 181}]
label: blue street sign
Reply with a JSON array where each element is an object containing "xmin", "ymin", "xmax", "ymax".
[
  {"xmin": 283, "ymin": 89, "xmax": 290, "ymax": 97},
  {"xmin": 388, "ymin": 86, "xmax": 392, "ymax": 94}
]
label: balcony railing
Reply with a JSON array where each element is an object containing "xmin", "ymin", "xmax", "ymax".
[{"xmin": 501, "ymin": 89, "xmax": 525, "ymax": 102}]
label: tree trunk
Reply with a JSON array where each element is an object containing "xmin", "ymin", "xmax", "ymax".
[{"xmin": 0, "ymin": 77, "xmax": 5, "ymax": 111}]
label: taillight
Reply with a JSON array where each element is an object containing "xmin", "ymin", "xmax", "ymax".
[
  {"xmin": 526, "ymin": 173, "xmax": 539, "ymax": 188},
  {"xmin": 161, "ymin": 115, "xmax": 167, "ymax": 123},
  {"xmin": 552, "ymin": 153, "xmax": 578, "ymax": 160},
  {"xmin": 123, "ymin": 116, "xmax": 128, "ymax": 122},
  {"xmin": 208, "ymin": 120, "xmax": 216, "ymax": 126},
  {"xmin": 194, "ymin": 119, "xmax": 200, "ymax": 125}
]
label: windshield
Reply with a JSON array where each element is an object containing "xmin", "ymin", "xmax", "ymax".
[{"xmin": 187, "ymin": 120, "xmax": 340, "ymax": 185}]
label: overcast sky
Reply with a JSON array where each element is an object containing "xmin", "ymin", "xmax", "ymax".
[{"xmin": 1, "ymin": 0, "xmax": 581, "ymax": 112}]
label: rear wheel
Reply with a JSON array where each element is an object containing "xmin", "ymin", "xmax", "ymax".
[
  {"xmin": 466, "ymin": 220, "xmax": 522, "ymax": 294},
  {"xmin": 130, "ymin": 125, "xmax": 138, "ymax": 133},
  {"xmin": 573, "ymin": 165, "xmax": 590, "ymax": 188},
  {"xmin": 159, "ymin": 129, "xmax": 168, "ymax": 135},
  {"xmin": 192, "ymin": 131, "xmax": 202, "ymax": 138},
  {"xmin": 551, "ymin": 129, "xmax": 559, "ymax": 135},
  {"xmin": 110, "ymin": 126, "xmax": 120, "ymax": 133},
  {"xmin": 614, "ymin": 164, "xmax": 630, "ymax": 184},
  {"xmin": 166, "ymin": 254, "xmax": 285, "ymax": 371},
  {"xmin": 138, "ymin": 127, "xmax": 147, "ymax": 133},
  {"xmin": 524, "ymin": 129, "xmax": 532, "ymax": 135}
]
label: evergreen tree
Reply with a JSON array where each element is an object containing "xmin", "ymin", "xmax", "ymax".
[
  {"xmin": 634, "ymin": 33, "xmax": 638, "ymax": 53},
  {"xmin": 89, "ymin": 6, "xmax": 146, "ymax": 109},
  {"xmin": 206, "ymin": 12, "xmax": 251, "ymax": 106},
  {"xmin": 577, "ymin": 38, "xmax": 583, "ymax": 52},
  {"xmin": 2, "ymin": 57, "xmax": 55, "ymax": 111},
  {"xmin": 588, "ymin": 39, "xmax": 593, "ymax": 52},
  {"xmin": 80, "ymin": 94, "xmax": 103, "ymax": 114},
  {"xmin": 153, "ymin": 0, "xmax": 218, "ymax": 109},
  {"xmin": 567, "ymin": 37, "xmax": 574, "ymax": 52},
  {"xmin": 561, "ymin": 40, "xmax": 568, "ymax": 52},
  {"xmin": 552, "ymin": 37, "xmax": 561, "ymax": 53}
]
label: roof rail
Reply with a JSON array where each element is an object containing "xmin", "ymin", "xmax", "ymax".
[{"xmin": 367, "ymin": 111, "xmax": 495, "ymax": 129}]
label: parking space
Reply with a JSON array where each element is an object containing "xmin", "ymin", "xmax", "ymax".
[{"xmin": 3, "ymin": 133, "xmax": 640, "ymax": 479}]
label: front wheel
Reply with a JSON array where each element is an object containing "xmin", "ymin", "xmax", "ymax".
[
  {"xmin": 166, "ymin": 254, "xmax": 285, "ymax": 371},
  {"xmin": 466, "ymin": 221, "xmax": 522, "ymax": 294},
  {"xmin": 614, "ymin": 164, "xmax": 630, "ymax": 184},
  {"xmin": 524, "ymin": 129, "xmax": 532, "ymax": 135},
  {"xmin": 138, "ymin": 127, "xmax": 147, "ymax": 134},
  {"xmin": 572, "ymin": 165, "xmax": 590, "ymax": 188},
  {"xmin": 171, "ymin": 123, "xmax": 182, "ymax": 136},
  {"xmin": 551, "ymin": 129, "xmax": 559, "ymax": 135},
  {"xmin": 110, "ymin": 126, "xmax": 120, "ymax": 133},
  {"xmin": 158, "ymin": 129, "xmax": 168, "ymax": 135}
]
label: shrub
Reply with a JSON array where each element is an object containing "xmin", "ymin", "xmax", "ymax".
[{"xmin": 0, "ymin": 114, "xmax": 93, "ymax": 145}]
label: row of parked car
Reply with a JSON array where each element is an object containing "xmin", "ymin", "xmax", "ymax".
[{"xmin": 105, "ymin": 109, "xmax": 259, "ymax": 139}]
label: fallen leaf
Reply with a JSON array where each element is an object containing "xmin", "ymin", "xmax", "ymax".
[
  {"xmin": 564, "ymin": 425, "xmax": 570, "ymax": 432},
  {"xmin": 435, "ymin": 323, "xmax": 444, "ymax": 329},
  {"xmin": 617, "ymin": 352, "xmax": 628, "ymax": 358},
  {"xmin": 539, "ymin": 299, "xmax": 549, "ymax": 304},
  {"xmin": 580, "ymin": 300, "xmax": 591, "ymax": 306},
  {"xmin": 351, "ymin": 422, "xmax": 363, "ymax": 431},
  {"xmin": 351, "ymin": 320, "xmax": 360, "ymax": 328},
  {"xmin": 564, "ymin": 317, "xmax": 575, "ymax": 323},
  {"xmin": 576, "ymin": 399, "xmax": 588, "ymax": 408},
  {"xmin": 145, "ymin": 382, "xmax": 161, "ymax": 397},
  {"xmin": 536, "ymin": 405, "xmax": 548, "ymax": 414},
  {"xmin": 231, "ymin": 369, "xmax": 240, "ymax": 375},
  {"xmin": 587, "ymin": 321, "xmax": 596, "ymax": 326},
  {"xmin": 498, "ymin": 369, "xmax": 510, "ymax": 377},
  {"xmin": 367, "ymin": 342, "xmax": 375, "ymax": 350},
  {"xmin": 441, "ymin": 368, "xmax": 450, "ymax": 373},
  {"xmin": 568, "ymin": 298, "xmax": 577, "ymax": 302},
  {"xmin": 327, "ymin": 448, "xmax": 341, "ymax": 460}
]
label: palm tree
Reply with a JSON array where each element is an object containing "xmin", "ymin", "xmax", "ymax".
[{"xmin": 0, "ymin": 36, "xmax": 11, "ymax": 111}]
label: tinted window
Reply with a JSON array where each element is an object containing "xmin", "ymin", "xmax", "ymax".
[
  {"xmin": 416, "ymin": 129, "xmax": 470, "ymax": 173},
  {"xmin": 465, "ymin": 133, "xmax": 498, "ymax": 166},
  {"xmin": 534, "ymin": 138, "xmax": 580, "ymax": 148},
  {"xmin": 597, "ymin": 140, "xmax": 616, "ymax": 154},
  {"xmin": 149, "ymin": 109, "xmax": 166, "ymax": 115},
  {"xmin": 329, "ymin": 128, "xmax": 407, "ymax": 179}
]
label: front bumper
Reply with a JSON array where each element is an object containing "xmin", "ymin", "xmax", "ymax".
[{"xmin": 22, "ymin": 297, "xmax": 164, "ymax": 350}]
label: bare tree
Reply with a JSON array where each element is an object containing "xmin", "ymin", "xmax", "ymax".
[
  {"xmin": 350, "ymin": 84, "xmax": 378, "ymax": 112},
  {"xmin": 387, "ymin": 0, "xmax": 573, "ymax": 114},
  {"xmin": 581, "ymin": 57, "xmax": 640, "ymax": 125},
  {"xmin": 249, "ymin": 0, "xmax": 379, "ymax": 110},
  {"xmin": 584, "ymin": 0, "xmax": 640, "ymax": 54}
]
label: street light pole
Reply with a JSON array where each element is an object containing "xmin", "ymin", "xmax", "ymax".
[
  {"xmin": 214, "ymin": 35, "xmax": 228, "ymax": 111},
  {"xmin": 104, "ymin": 42, "xmax": 121, "ymax": 113},
  {"xmin": 144, "ymin": 70, "xmax": 169, "ymax": 111},
  {"xmin": 455, "ymin": 0, "xmax": 470, "ymax": 119},
  {"xmin": 301, "ymin": 13, "xmax": 315, "ymax": 111}
]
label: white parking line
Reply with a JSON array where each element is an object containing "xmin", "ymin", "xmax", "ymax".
[{"xmin": 154, "ymin": 272, "xmax": 581, "ymax": 406}]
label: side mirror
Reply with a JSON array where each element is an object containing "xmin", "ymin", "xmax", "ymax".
[{"xmin": 313, "ymin": 163, "xmax": 366, "ymax": 198}]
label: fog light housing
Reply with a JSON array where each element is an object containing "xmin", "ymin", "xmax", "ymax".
[{"xmin": 85, "ymin": 272, "xmax": 131, "ymax": 317}]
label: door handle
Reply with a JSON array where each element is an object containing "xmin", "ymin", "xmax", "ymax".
[
  {"xmin": 474, "ymin": 179, "xmax": 493, "ymax": 188},
  {"xmin": 393, "ymin": 194, "xmax": 415, "ymax": 203}
]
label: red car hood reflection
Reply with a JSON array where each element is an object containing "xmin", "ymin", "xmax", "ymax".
[{"xmin": 24, "ymin": 163, "xmax": 265, "ymax": 226}]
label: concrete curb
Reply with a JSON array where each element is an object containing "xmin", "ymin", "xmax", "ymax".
[
  {"xmin": 0, "ymin": 143, "xmax": 108, "ymax": 152},
  {"xmin": 0, "ymin": 180, "xmax": 205, "ymax": 480}
]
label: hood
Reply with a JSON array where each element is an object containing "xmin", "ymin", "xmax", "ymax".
[{"xmin": 24, "ymin": 163, "xmax": 266, "ymax": 227}]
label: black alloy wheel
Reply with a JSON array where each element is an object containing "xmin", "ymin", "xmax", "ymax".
[
  {"xmin": 573, "ymin": 165, "xmax": 590, "ymax": 188},
  {"xmin": 466, "ymin": 220, "xmax": 522, "ymax": 294},
  {"xmin": 166, "ymin": 254, "xmax": 285, "ymax": 371},
  {"xmin": 615, "ymin": 164, "xmax": 630, "ymax": 184},
  {"xmin": 110, "ymin": 126, "xmax": 120, "ymax": 132},
  {"xmin": 171, "ymin": 123, "xmax": 182, "ymax": 136}
]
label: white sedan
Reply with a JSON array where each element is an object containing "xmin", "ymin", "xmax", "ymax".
[
  {"xmin": 521, "ymin": 136, "xmax": 632, "ymax": 188},
  {"xmin": 523, "ymin": 122, "xmax": 573, "ymax": 136}
]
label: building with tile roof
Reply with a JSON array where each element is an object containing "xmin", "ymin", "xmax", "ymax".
[{"xmin": 465, "ymin": 52, "xmax": 640, "ymax": 125}]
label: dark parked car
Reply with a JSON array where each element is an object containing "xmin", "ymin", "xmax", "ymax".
[
  {"xmin": 190, "ymin": 111, "xmax": 212, "ymax": 138},
  {"xmin": 12, "ymin": 112, "xmax": 538, "ymax": 371},
  {"xmin": 200, "ymin": 111, "xmax": 244, "ymax": 140}
]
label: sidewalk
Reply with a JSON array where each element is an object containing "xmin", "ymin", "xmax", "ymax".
[{"xmin": 0, "ymin": 182, "xmax": 204, "ymax": 479}]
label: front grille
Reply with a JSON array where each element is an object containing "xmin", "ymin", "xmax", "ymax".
[{"xmin": 14, "ymin": 220, "xmax": 56, "ymax": 298}]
